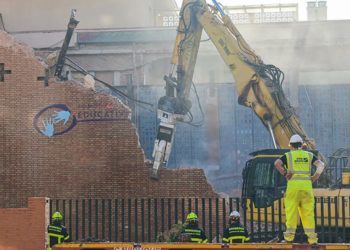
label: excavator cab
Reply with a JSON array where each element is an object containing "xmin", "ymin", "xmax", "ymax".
[
  {"xmin": 242, "ymin": 149, "xmax": 287, "ymax": 208},
  {"xmin": 242, "ymin": 149, "xmax": 319, "ymax": 208}
]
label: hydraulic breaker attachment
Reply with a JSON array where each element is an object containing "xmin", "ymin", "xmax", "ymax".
[{"xmin": 151, "ymin": 110, "xmax": 176, "ymax": 179}]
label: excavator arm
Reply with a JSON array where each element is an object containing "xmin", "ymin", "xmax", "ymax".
[{"xmin": 151, "ymin": 0, "xmax": 314, "ymax": 179}]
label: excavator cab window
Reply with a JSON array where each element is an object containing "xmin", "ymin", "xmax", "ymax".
[
  {"xmin": 242, "ymin": 149, "xmax": 289, "ymax": 208},
  {"xmin": 327, "ymin": 148, "xmax": 350, "ymax": 187}
]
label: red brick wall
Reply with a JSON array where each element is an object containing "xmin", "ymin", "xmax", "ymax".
[
  {"xmin": 0, "ymin": 197, "xmax": 49, "ymax": 250},
  {"xmin": 0, "ymin": 30, "xmax": 217, "ymax": 209}
]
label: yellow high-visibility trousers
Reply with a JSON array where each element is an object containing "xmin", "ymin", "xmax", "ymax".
[{"xmin": 284, "ymin": 189, "xmax": 318, "ymax": 244}]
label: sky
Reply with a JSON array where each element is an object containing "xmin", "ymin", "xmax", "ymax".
[{"xmin": 174, "ymin": 0, "xmax": 350, "ymax": 21}]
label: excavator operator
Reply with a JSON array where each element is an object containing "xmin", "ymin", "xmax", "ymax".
[{"xmin": 274, "ymin": 134, "xmax": 325, "ymax": 244}]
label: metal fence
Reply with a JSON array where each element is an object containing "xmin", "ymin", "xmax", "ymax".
[{"xmin": 49, "ymin": 196, "xmax": 349, "ymax": 243}]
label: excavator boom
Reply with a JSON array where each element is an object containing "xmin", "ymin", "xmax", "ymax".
[{"xmin": 151, "ymin": 0, "xmax": 313, "ymax": 179}]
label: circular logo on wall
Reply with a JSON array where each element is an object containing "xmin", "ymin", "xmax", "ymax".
[{"xmin": 33, "ymin": 104, "xmax": 77, "ymax": 137}]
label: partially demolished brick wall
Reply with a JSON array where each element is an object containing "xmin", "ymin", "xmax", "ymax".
[{"xmin": 0, "ymin": 30, "xmax": 218, "ymax": 209}]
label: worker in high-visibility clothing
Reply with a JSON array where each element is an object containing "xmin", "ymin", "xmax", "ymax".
[
  {"xmin": 47, "ymin": 212, "xmax": 70, "ymax": 250},
  {"xmin": 222, "ymin": 211, "xmax": 250, "ymax": 243},
  {"xmin": 274, "ymin": 134, "xmax": 325, "ymax": 244},
  {"xmin": 181, "ymin": 212, "xmax": 208, "ymax": 243}
]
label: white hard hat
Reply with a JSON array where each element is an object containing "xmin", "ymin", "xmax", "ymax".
[
  {"xmin": 289, "ymin": 134, "xmax": 303, "ymax": 144},
  {"xmin": 230, "ymin": 211, "xmax": 240, "ymax": 218}
]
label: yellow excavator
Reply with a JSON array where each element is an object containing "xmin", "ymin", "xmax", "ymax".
[
  {"xmin": 150, "ymin": 0, "xmax": 350, "ymax": 242},
  {"xmin": 151, "ymin": 0, "xmax": 314, "ymax": 179}
]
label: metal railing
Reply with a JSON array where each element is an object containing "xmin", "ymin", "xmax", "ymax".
[{"xmin": 49, "ymin": 196, "xmax": 349, "ymax": 243}]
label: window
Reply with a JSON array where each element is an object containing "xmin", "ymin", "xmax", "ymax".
[{"xmin": 113, "ymin": 71, "xmax": 121, "ymax": 86}]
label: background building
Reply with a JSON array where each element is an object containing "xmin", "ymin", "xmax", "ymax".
[{"xmin": 0, "ymin": 0, "xmax": 178, "ymax": 32}]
